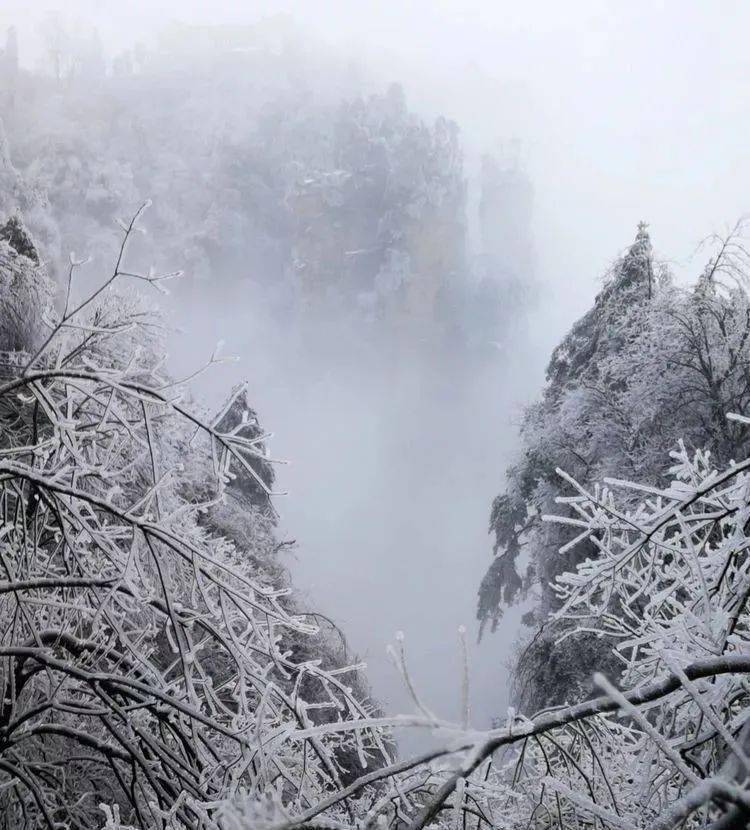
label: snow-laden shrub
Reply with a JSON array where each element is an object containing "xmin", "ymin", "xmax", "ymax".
[
  {"xmin": 254, "ymin": 431, "xmax": 750, "ymax": 829},
  {"xmin": 0, "ymin": 205, "xmax": 390, "ymax": 829}
]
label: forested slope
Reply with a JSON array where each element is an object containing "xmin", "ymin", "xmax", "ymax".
[
  {"xmin": 5, "ymin": 208, "xmax": 750, "ymax": 828},
  {"xmin": 5, "ymin": 14, "xmax": 750, "ymax": 830},
  {"xmin": 0, "ymin": 203, "xmax": 396, "ymax": 827},
  {"xmin": 0, "ymin": 19, "xmax": 532, "ymax": 355},
  {"xmin": 479, "ymin": 221, "xmax": 750, "ymax": 712}
]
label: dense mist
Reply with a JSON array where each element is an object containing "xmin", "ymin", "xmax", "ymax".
[
  {"xmin": 1, "ymin": 3, "xmax": 750, "ymax": 827},
  {"xmin": 0, "ymin": 5, "xmax": 541, "ymax": 733},
  {"xmin": 3, "ymin": 0, "xmax": 750, "ymax": 732}
]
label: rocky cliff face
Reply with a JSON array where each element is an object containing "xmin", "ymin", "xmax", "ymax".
[{"xmin": 2, "ymin": 23, "xmax": 534, "ymax": 357}]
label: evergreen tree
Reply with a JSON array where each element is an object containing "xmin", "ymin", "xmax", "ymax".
[{"xmin": 479, "ymin": 222, "xmax": 750, "ymax": 711}]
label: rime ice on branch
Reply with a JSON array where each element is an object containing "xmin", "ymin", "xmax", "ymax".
[{"xmin": 0, "ymin": 206, "xmax": 390, "ymax": 829}]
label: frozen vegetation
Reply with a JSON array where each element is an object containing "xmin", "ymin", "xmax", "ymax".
[{"xmin": 1, "ymin": 10, "xmax": 750, "ymax": 830}]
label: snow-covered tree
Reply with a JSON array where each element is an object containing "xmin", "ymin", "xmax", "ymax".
[
  {"xmin": 207, "ymin": 436, "xmax": 750, "ymax": 830},
  {"xmin": 479, "ymin": 222, "xmax": 750, "ymax": 711},
  {"xmin": 0, "ymin": 207, "xmax": 390, "ymax": 829},
  {"xmin": 1, "ymin": 25, "xmax": 533, "ymax": 355},
  {"xmin": 4, "ymin": 203, "xmax": 750, "ymax": 829}
]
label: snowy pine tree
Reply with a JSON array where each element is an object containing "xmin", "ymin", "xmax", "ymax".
[{"xmin": 479, "ymin": 222, "xmax": 750, "ymax": 711}]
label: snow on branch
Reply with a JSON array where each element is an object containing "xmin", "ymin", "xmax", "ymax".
[{"xmin": 4, "ymin": 208, "xmax": 750, "ymax": 829}]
